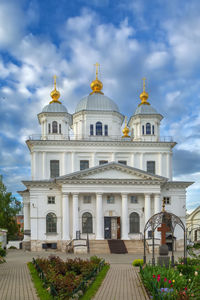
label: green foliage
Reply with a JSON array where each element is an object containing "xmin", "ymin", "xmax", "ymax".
[
  {"xmin": 0, "ymin": 180, "xmax": 22, "ymax": 241},
  {"xmin": 27, "ymin": 262, "xmax": 54, "ymax": 300},
  {"xmin": 33, "ymin": 255, "xmax": 107, "ymax": 299},
  {"xmin": 80, "ymin": 265, "xmax": 110, "ymax": 300},
  {"xmin": 132, "ymin": 259, "xmax": 144, "ymax": 267},
  {"xmin": 0, "ymin": 247, "xmax": 6, "ymax": 257},
  {"xmin": 140, "ymin": 259, "xmax": 200, "ymax": 300},
  {"xmin": 8, "ymin": 246, "xmax": 17, "ymax": 249}
]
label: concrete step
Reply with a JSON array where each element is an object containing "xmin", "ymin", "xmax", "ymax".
[
  {"xmin": 89, "ymin": 240, "xmax": 110, "ymax": 254},
  {"xmin": 124, "ymin": 240, "xmax": 144, "ymax": 254}
]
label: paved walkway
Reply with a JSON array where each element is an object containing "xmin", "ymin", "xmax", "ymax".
[
  {"xmin": 93, "ymin": 264, "xmax": 149, "ymax": 300},
  {"xmin": 0, "ymin": 250, "xmax": 183, "ymax": 300}
]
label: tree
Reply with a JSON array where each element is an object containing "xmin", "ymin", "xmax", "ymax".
[{"xmin": 0, "ymin": 180, "xmax": 22, "ymax": 241}]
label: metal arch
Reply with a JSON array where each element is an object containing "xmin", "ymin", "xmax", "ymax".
[
  {"xmin": 144, "ymin": 211, "xmax": 185, "ymax": 233},
  {"xmin": 143, "ymin": 211, "xmax": 187, "ymax": 266}
]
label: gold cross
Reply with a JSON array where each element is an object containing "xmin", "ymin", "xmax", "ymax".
[
  {"xmin": 94, "ymin": 62, "xmax": 100, "ymax": 79},
  {"xmin": 53, "ymin": 75, "xmax": 57, "ymax": 89},
  {"xmin": 142, "ymin": 77, "xmax": 146, "ymax": 92}
]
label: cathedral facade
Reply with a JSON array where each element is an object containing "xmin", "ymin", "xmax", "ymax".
[{"xmin": 19, "ymin": 69, "xmax": 192, "ymax": 251}]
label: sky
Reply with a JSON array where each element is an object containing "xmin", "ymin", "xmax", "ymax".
[{"xmin": 0, "ymin": 0, "xmax": 200, "ymax": 213}]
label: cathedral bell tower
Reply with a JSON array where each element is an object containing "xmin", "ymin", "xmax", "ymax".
[
  {"xmin": 37, "ymin": 76, "xmax": 72, "ymax": 140},
  {"xmin": 128, "ymin": 78, "xmax": 163, "ymax": 141}
]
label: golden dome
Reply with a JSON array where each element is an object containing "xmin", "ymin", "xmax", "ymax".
[
  {"xmin": 138, "ymin": 77, "xmax": 150, "ymax": 106},
  {"xmin": 50, "ymin": 75, "xmax": 61, "ymax": 104},
  {"xmin": 90, "ymin": 62, "xmax": 104, "ymax": 95},
  {"xmin": 122, "ymin": 116, "xmax": 130, "ymax": 138}
]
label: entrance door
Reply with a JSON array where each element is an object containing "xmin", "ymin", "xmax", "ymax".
[
  {"xmin": 104, "ymin": 217, "xmax": 111, "ymax": 239},
  {"xmin": 111, "ymin": 218, "xmax": 117, "ymax": 239},
  {"xmin": 104, "ymin": 217, "xmax": 121, "ymax": 239}
]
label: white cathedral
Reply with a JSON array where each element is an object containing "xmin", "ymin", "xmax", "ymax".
[{"xmin": 19, "ymin": 67, "xmax": 193, "ymax": 252}]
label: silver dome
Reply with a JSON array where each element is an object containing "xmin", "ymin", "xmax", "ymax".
[
  {"xmin": 75, "ymin": 94, "xmax": 119, "ymax": 113},
  {"xmin": 42, "ymin": 102, "xmax": 68, "ymax": 113},
  {"xmin": 134, "ymin": 104, "xmax": 158, "ymax": 115}
]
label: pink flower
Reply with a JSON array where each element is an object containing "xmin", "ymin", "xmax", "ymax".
[
  {"xmin": 157, "ymin": 278, "xmax": 160, "ymax": 282},
  {"xmin": 157, "ymin": 274, "xmax": 160, "ymax": 278},
  {"xmin": 168, "ymin": 280, "xmax": 172, "ymax": 284},
  {"xmin": 164, "ymin": 278, "xmax": 167, "ymax": 282}
]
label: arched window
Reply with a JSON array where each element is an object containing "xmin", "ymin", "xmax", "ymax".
[
  {"xmin": 52, "ymin": 121, "xmax": 58, "ymax": 133},
  {"xmin": 152, "ymin": 125, "xmax": 155, "ymax": 135},
  {"xmin": 146, "ymin": 123, "xmax": 151, "ymax": 135},
  {"xmin": 130, "ymin": 212, "xmax": 140, "ymax": 233},
  {"xmin": 96, "ymin": 122, "xmax": 102, "ymax": 136},
  {"xmin": 59, "ymin": 124, "xmax": 61, "ymax": 134},
  {"xmin": 46, "ymin": 213, "xmax": 57, "ymax": 233},
  {"xmin": 142, "ymin": 125, "xmax": 144, "ymax": 135},
  {"xmin": 82, "ymin": 212, "xmax": 93, "ymax": 233},
  {"xmin": 48, "ymin": 124, "xmax": 51, "ymax": 134}
]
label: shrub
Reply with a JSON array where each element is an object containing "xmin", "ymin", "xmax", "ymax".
[
  {"xmin": 132, "ymin": 259, "xmax": 144, "ymax": 267},
  {"xmin": 9, "ymin": 246, "xmax": 17, "ymax": 249},
  {"xmin": 0, "ymin": 247, "xmax": 6, "ymax": 257}
]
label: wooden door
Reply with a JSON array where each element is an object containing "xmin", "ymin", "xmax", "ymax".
[{"xmin": 117, "ymin": 217, "xmax": 121, "ymax": 239}]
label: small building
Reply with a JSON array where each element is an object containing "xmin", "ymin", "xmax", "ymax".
[{"xmin": 186, "ymin": 206, "xmax": 200, "ymax": 242}]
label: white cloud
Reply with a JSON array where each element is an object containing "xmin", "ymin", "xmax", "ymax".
[{"xmin": 146, "ymin": 51, "xmax": 169, "ymax": 70}]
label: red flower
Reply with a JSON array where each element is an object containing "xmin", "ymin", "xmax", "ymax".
[
  {"xmin": 170, "ymin": 285, "xmax": 173, "ymax": 287},
  {"xmin": 157, "ymin": 274, "xmax": 160, "ymax": 278},
  {"xmin": 164, "ymin": 278, "xmax": 167, "ymax": 282},
  {"xmin": 185, "ymin": 287, "xmax": 187, "ymax": 291},
  {"xmin": 169, "ymin": 280, "xmax": 172, "ymax": 284},
  {"xmin": 157, "ymin": 278, "xmax": 160, "ymax": 282},
  {"xmin": 153, "ymin": 275, "xmax": 156, "ymax": 278}
]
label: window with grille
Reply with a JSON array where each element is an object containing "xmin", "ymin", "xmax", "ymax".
[
  {"xmin": 48, "ymin": 196, "xmax": 55, "ymax": 204},
  {"xmin": 130, "ymin": 196, "xmax": 138, "ymax": 203},
  {"xmin": 90, "ymin": 124, "xmax": 94, "ymax": 135},
  {"xmin": 146, "ymin": 123, "xmax": 151, "ymax": 135},
  {"xmin": 118, "ymin": 160, "xmax": 127, "ymax": 165},
  {"xmin": 99, "ymin": 160, "xmax": 108, "ymax": 165},
  {"xmin": 48, "ymin": 124, "xmax": 51, "ymax": 134},
  {"xmin": 96, "ymin": 122, "xmax": 102, "ymax": 136},
  {"xmin": 59, "ymin": 124, "xmax": 61, "ymax": 134},
  {"xmin": 83, "ymin": 195, "xmax": 91, "ymax": 204},
  {"xmin": 52, "ymin": 121, "xmax": 58, "ymax": 133},
  {"xmin": 50, "ymin": 160, "xmax": 59, "ymax": 178},
  {"xmin": 80, "ymin": 160, "xmax": 89, "ymax": 170},
  {"xmin": 147, "ymin": 161, "xmax": 155, "ymax": 174},
  {"xmin": 142, "ymin": 125, "xmax": 144, "ymax": 135},
  {"xmin": 163, "ymin": 197, "xmax": 171, "ymax": 205},
  {"xmin": 152, "ymin": 125, "xmax": 155, "ymax": 135},
  {"xmin": 107, "ymin": 195, "xmax": 115, "ymax": 204},
  {"xmin": 46, "ymin": 213, "xmax": 57, "ymax": 233},
  {"xmin": 104, "ymin": 125, "xmax": 108, "ymax": 136},
  {"xmin": 130, "ymin": 212, "xmax": 140, "ymax": 233}
]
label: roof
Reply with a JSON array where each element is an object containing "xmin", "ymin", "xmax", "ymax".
[
  {"xmin": 42, "ymin": 102, "xmax": 68, "ymax": 113},
  {"xmin": 75, "ymin": 94, "xmax": 119, "ymax": 113},
  {"xmin": 134, "ymin": 104, "xmax": 159, "ymax": 115}
]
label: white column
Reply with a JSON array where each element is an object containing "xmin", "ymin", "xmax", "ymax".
[
  {"xmin": 23, "ymin": 202, "xmax": 30, "ymax": 241},
  {"xmin": 140, "ymin": 153, "xmax": 144, "ymax": 170},
  {"xmin": 71, "ymin": 152, "xmax": 75, "ymax": 172},
  {"xmin": 166, "ymin": 152, "xmax": 170, "ymax": 178},
  {"xmin": 91, "ymin": 152, "xmax": 96, "ymax": 167},
  {"xmin": 96, "ymin": 193, "xmax": 104, "ymax": 239},
  {"xmin": 159, "ymin": 153, "xmax": 162, "ymax": 176},
  {"xmin": 144, "ymin": 194, "xmax": 151, "ymax": 225},
  {"xmin": 154, "ymin": 194, "xmax": 161, "ymax": 215},
  {"xmin": 62, "ymin": 152, "xmax": 66, "ymax": 175},
  {"xmin": 111, "ymin": 152, "xmax": 116, "ymax": 162},
  {"xmin": 121, "ymin": 193, "xmax": 129, "ymax": 240},
  {"xmin": 62, "ymin": 193, "xmax": 70, "ymax": 240},
  {"xmin": 130, "ymin": 153, "xmax": 134, "ymax": 167},
  {"xmin": 72, "ymin": 193, "xmax": 79, "ymax": 239},
  {"xmin": 42, "ymin": 152, "xmax": 46, "ymax": 179}
]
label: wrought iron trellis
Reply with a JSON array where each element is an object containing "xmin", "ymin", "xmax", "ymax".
[{"xmin": 143, "ymin": 211, "xmax": 187, "ymax": 266}]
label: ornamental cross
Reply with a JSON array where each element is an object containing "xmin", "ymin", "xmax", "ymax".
[
  {"xmin": 53, "ymin": 75, "xmax": 57, "ymax": 89},
  {"xmin": 157, "ymin": 223, "xmax": 171, "ymax": 245},
  {"xmin": 142, "ymin": 77, "xmax": 146, "ymax": 92},
  {"xmin": 94, "ymin": 62, "xmax": 100, "ymax": 79}
]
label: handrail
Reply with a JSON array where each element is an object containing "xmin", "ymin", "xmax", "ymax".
[{"xmin": 27, "ymin": 134, "xmax": 174, "ymax": 142}]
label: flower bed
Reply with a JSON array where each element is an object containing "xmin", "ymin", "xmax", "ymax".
[
  {"xmin": 32, "ymin": 255, "xmax": 106, "ymax": 299},
  {"xmin": 139, "ymin": 258, "xmax": 200, "ymax": 299}
]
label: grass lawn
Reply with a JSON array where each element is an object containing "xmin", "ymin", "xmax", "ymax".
[{"xmin": 28, "ymin": 261, "xmax": 110, "ymax": 300}]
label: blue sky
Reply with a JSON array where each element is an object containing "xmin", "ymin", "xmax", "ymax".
[{"xmin": 0, "ymin": 0, "xmax": 200, "ymax": 213}]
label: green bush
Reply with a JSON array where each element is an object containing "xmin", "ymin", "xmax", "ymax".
[
  {"xmin": 9, "ymin": 246, "xmax": 17, "ymax": 249},
  {"xmin": 0, "ymin": 247, "xmax": 6, "ymax": 257},
  {"xmin": 132, "ymin": 259, "xmax": 144, "ymax": 267}
]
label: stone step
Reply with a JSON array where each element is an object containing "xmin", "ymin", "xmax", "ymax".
[
  {"xmin": 124, "ymin": 240, "xmax": 145, "ymax": 254},
  {"xmin": 89, "ymin": 240, "xmax": 110, "ymax": 254}
]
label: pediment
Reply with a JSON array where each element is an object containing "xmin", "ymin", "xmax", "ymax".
[{"xmin": 57, "ymin": 162, "xmax": 167, "ymax": 182}]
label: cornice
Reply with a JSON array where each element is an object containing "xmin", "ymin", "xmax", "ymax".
[
  {"xmin": 26, "ymin": 139, "xmax": 176, "ymax": 149},
  {"xmin": 162, "ymin": 181, "xmax": 194, "ymax": 189}
]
